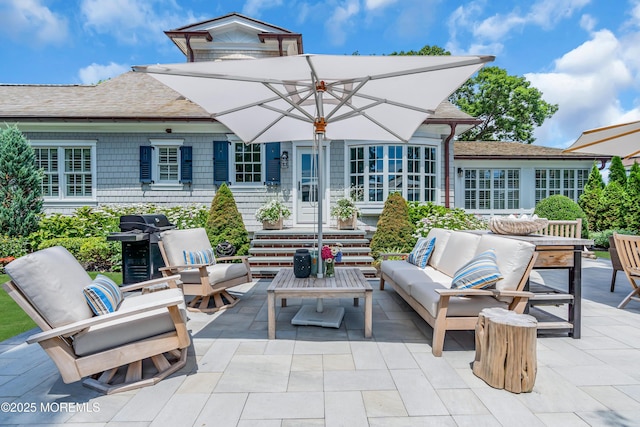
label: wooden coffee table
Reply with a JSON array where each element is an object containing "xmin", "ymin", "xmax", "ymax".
[{"xmin": 267, "ymin": 268, "xmax": 373, "ymax": 339}]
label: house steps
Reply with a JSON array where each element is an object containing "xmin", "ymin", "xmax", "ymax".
[{"xmin": 249, "ymin": 228, "xmax": 376, "ymax": 278}]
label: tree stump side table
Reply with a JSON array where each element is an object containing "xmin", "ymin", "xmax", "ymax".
[{"xmin": 472, "ymin": 307, "xmax": 538, "ymax": 393}]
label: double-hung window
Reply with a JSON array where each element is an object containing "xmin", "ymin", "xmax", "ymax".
[
  {"xmin": 149, "ymin": 139, "xmax": 183, "ymax": 187},
  {"xmin": 32, "ymin": 141, "xmax": 96, "ymax": 200}
]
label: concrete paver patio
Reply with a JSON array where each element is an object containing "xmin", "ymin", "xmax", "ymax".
[{"xmin": 1, "ymin": 257, "xmax": 640, "ymax": 426}]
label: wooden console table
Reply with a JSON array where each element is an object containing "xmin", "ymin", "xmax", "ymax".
[
  {"xmin": 466, "ymin": 231, "xmax": 593, "ymax": 338},
  {"xmin": 267, "ymin": 268, "xmax": 373, "ymax": 339}
]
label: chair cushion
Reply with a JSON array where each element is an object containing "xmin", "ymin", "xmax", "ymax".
[
  {"xmin": 83, "ymin": 274, "xmax": 124, "ymax": 315},
  {"xmin": 407, "ymin": 237, "xmax": 436, "ymax": 268},
  {"xmin": 411, "ymin": 282, "xmax": 508, "ymax": 318},
  {"xmin": 425, "ymin": 228, "xmax": 452, "ymax": 269},
  {"xmin": 451, "ymin": 249, "xmax": 503, "ymax": 290},
  {"xmin": 5, "ymin": 246, "xmax": 94, "ymax": 328},
  {"xmin": 72, "ymin": 288, "xmax": 187, "ymax": 357},
  {"xmin": 184, "ymin": 248, "xmax": 216, "ymax": 266},
  {"xmin": 160, "ymin": 228, "xmax": 213, "ymax": 267},
  {"xmin": 179, "ymin": 262, "xmax": 249, "ymax": 286}
]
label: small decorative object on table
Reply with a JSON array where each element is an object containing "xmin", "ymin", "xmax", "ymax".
[
  {"xmin": 489, "ymin": 214, "xmax": 549, "ymax": 236},
  {"xmin": 321, "ymin": 244, "xmax": 342, "ymax": 277}
]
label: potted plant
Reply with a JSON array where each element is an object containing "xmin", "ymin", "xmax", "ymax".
[
  {"xmin": 331, "ymin": 197, "xmax": 360, "ymax": 230},
  {"xmin": 255, "ymin": 200, "xmax": 291, "ymax": 230}
]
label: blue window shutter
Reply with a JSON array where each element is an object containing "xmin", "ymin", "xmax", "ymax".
[
  {"xmin": 180, "ymin": 146, "xmax": 193, "ymax": 184},
  {"xmin": 265, "ymin": 142, "xmax": 281, "ymax": 185},
  {"xmin": 213, "ymin": 141, "xmax": 229, "ymax": 185},
  {"xmin": 139, "ymin": 146, "xmax": 153, "ymax": 183}
]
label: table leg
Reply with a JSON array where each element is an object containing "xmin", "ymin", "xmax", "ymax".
[
  {"xmin": 268, "ymin": 291, "xmax": 276, "ymax": 339},
  {"xmin": 364, "ymin": 291, "xmax": 373, "ymax": 338},
  {"xmin": 570, "ymin": 246, "xmax": 581, "ymax": 338}
]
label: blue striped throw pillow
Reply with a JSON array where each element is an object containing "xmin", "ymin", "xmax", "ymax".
[
  {"xmin": 183, "ymin": 248, "xmax": 216, "ymax": 265},
  {"xmin": 451, "ymin": 249, "xmax": 503, "ymax": 290},
  {"xmin": 83, "ymin": 274, "xmax": 123, "ymax": 315},
  {"xmin": 407, "ymin": 237, "xmax": 436, "ymax": 268}
]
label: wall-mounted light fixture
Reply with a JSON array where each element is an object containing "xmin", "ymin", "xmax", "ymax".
[
  {"xmin": 457, "ymin": 167, "xmax": 463, "ymax": 177},
  {"xmin": 281, "ymin": 151, "xmax": 289, "ymax": 169}
]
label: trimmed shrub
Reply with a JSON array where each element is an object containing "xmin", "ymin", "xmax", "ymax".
[
  {"xmin": 579, "ymin": 163, "xmax": 605, "ymax": 232},
  {"xmin": 597, "ymin": 181, "xmax": 628, "ymax": 231},
  {"xmin": 0, "ymin": 125, "xmax": 43, "ymax": 237},
  {"xmin": 608, "ymin": 156, "xmax": 627, "ymax": 187},
  {"xmin": 38, "ymin": 237, "xmax": 120, "ymax": 271},
  {"xmin": 370, "ymin": 193, "xmax": 415, "ymax": 259},
  {"xmin": 534, "ymin": 194, "xmax": 589, "ymax": 238},
  {"xmin": 590, "ymin": 229, "xmax": 637, "ymax": 249},
  {"xmin": 626, "ymin": 162, "xmax": 640, "ymax": 232},
  {"xmin": 206, "ymin": 183, "xmax": 250, "ymax": 256}
]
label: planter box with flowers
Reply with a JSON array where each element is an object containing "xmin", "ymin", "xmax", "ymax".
[
  {"xmin": 331, "ymin": 198, "xmax": 360, "ymax": 230},
  {"xmin": 255, "ymin": 200, "xmax": 291, "ymax": 230}
]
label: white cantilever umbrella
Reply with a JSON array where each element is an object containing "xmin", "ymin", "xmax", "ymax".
[
  {"xmin": 133, "ymin": 53, "xmax": 493, "ymax": 275},
  {"xmin": 564, "ymin": 120, "xmax": 640, "ymax": 159}
]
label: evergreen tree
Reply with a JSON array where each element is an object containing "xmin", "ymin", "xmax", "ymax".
[
  {"xmin": 579, "ymin": 162, "xmax": 605, "ymax": 232},
  {"xmin": 626, "ymin": 162, "xmax": 640, "ymax": 231},
  {"xmin": 0, "ymin": 125, "xmax": 43, "ymax": 237},
  {"xmin": 598, "ymin": 181, "xmax": 628, "ymax": 231},
  {"xmin": 369, "ymin": 192, "xmax": 415, "ymax": 259},
  {"xmin": 608, "ymin": 156, "xmax": 627, "ymax": 187},
  {"xmin": 205, "ymin": 183, "xmax": 250, "ymax": 255}
]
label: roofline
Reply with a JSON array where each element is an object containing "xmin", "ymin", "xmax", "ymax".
[
  {"xmin": 0, "ymin": 116, "xmax": 217, "ymax": 123},
  {"xmin": 455, "ymin": 154, "xmax": 611, "ymax": 161},
  {"xmin": 169, "ymin": 12, "xmax": 295, "ymax": 34}
]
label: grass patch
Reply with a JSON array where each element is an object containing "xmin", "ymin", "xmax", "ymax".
[
  {"xmin": 594, "ymin": 250, "xmax": 610, "ymax": 260},
  {"xmin": 0, "ymin": 272, "xmax": 122, "ymax": 343}
]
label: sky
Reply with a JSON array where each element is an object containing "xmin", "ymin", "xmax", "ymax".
[{"xmin": 1, "ymin": 0, "xmax": 640, "ymax": 150}]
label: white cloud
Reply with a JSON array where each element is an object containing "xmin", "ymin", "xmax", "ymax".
[
  {"xmin": 525, "ymin": 29, "xmax": 636, "ymax": 147},
  {"xmin": 580, "ymin": 14, "xmax": 596, "ymax": 32},
  {"xmin": 364, "ymin": 0, "xmax": 398, "ymax": 10},
  {"xmin": 449, "ymin": 0, "xmax": 590, "ymax": 48},
  {"xmin": 78, "ymin": 62, "xmax": 129, "ymax": 84},
  {"xmin": 324, "ymin": 0, "xmax": 360, "ymax": 46},
  {"xmin": 242, "ymin": 0, "xmax": 284, "ymax": 17},
  {"xmin": 80, "ymin": 0, "xmax": 196, "ymax": 45},
  {"xmin": 0, "ymin": 0, "xmax": 69, "ymax": 47}
]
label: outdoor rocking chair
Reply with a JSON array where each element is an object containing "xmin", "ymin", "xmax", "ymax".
[
  {"xmin": 158, "ymin": 228, "xmax": 252, "ymax": 313},
  {"xmin": 613, "ymin": 233, "xmax": 640, "ymax": 309},
  {"xmin": 2, "ymin": 246, "xmax": 191, "ymax": 394}
]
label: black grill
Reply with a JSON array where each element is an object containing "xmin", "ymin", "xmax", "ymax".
[{"xmin": 107, "ymin": 214, "xmax": 176, "ymax": 284}]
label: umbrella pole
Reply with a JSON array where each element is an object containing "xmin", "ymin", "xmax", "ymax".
[{"xmin": 316, "ymin": 130, "xmax": 324, "ymax": 278}]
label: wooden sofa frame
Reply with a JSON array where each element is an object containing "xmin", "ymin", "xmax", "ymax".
[{"xmin": 379, "ymin": 253, "xmax": 537, "ymax": 356}]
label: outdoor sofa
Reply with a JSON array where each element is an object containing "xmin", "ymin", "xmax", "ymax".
[{"xmin": 380, "ymin": 228, "xmax": 538, "ymax": 356}]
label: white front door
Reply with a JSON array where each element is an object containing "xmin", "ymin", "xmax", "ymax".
[{"xmin": 296, "ymin": 146, "xmax": 328, "ymax": 224}]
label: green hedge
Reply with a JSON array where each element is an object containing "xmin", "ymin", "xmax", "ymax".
[{"xmin": 38, "ymin": 237, "xmax": 120, "ymax": 271}]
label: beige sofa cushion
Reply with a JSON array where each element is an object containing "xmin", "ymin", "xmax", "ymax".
[
  {"xmin": 5, "ymin": 246, "xmax": 94, "ymax": 328},
  {"xmin": 411, "ymin": 281, "xmax": 508, "ymax": 318},
  {"xmin": 433, "ymin": 231, "xmax": 481, "ymax": 277},
  {"xmin": 474, "ymin": 234, "xmax": 536, "ymax": 292},
  {"xmin": 72, "ymin": 288, "xmax": 187, "ymax": 356},
  {"xmin": 160, "ymin": 228, "xmax": 213, "ymax": 267},
  {"xmin": 425, "ymin": 228, "xmax": 452, "ymax": 269}
]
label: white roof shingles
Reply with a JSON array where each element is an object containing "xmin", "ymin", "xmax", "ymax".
[{"xmin": 0, "ymin": 72, "xmax": 211, "ymax": 121}]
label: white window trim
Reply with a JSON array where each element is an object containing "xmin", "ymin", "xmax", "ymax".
[
  {"xmin": 463, "ymin": 168, "xmax": 520, "ymax": 211},
  {"xmin": 30, "ymin": 140, "xmax": 97, "ymax": 202},
  {"xmin": 149, "ymin": 138, "xmax": 183, "ymax": 190},
  {"xmin": 227, "ymin": 134, "xmax": 266, "ymax": 187},
  {"xmin": 344, "ymin": 140, "xmax": 440, "ymax": 210},
  {"xmin": 534, "ymin": 167, "xmax": 590, "ymax": 204}
]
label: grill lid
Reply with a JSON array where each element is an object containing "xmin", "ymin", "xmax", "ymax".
[{"xmin": 119, "ymin": 214, "xmax": 174, "ymax": 232}]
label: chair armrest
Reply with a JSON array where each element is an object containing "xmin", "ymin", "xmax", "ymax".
[
  {"xmin": 380, "ymin": 253, "xmax": 408, "ymax": 260},
  {"xmin": 26, "ymin": 289, "xmax": 185, "ymax": 345},
  {"xmin": 435, "ymin": 288, "xmax": 495, "ymax": 297},
  {"xmin": 120, "ymin": 275, "xmax": 181, "ymax": 292},
  {"xmin": 216, "ymin": 256, "xmax": 250, "ymax": 263},
  {"xmin": 493, "ymin": 290, "xmax": 534, "ymax": 298}
]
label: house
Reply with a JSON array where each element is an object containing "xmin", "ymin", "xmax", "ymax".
[
  {"xmin": 0, "ymin": 12, "xmax": 608, "ymax": 231},
  {"xmin": 454, "ymin": 141, "xmax": 607, "ymax": 216}
]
